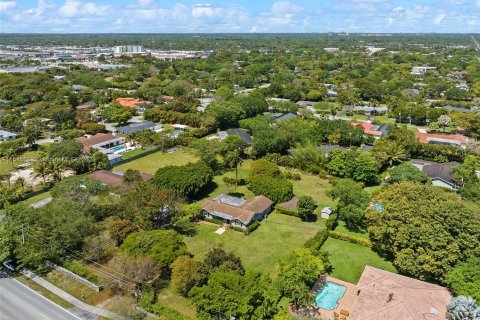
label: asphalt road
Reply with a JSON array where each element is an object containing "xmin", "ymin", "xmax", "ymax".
[{"xmin": 0, "ymin": 271, "xmax": 82, "ymax": 320}]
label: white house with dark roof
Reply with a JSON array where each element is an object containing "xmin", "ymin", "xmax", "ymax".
[
  {"xmin": 0, "ymin": 129, "xmax": 18, "ymax": 142},
  {"xmin": 411, "ymin": 159, "xmax": 460, "ymax": 190}
]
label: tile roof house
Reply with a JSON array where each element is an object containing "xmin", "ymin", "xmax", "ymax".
[
  {"xmin": 350, "ymin": 266, "xmax": 452, "ymax": 320},
  {"xmin": 415, "ymin": 132, "xmax": 471, "ymax": 149},
  {"xmin": 115, "ymin": 97, "xmax": 152, "ymax": 109},
  {"xmin": 411, "ymin": 159, "xmax": 460, "ymax": 190},
  {"xmin": 201, "ymin": 194, "xmax": 273, "ymax": 228},
  {"xmin": 352, "ymin": 122, "xmax": 390, "ymax": 138},
  {"xmin": 218, "ymin": 128, "xmax": 253, "ymax": 144},
  {"xmin": 88, "ymin": 170, "xmax": 153, "ymax": 186}
]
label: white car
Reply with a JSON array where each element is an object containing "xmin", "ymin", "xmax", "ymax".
[{"xmin": 2, "ymin": 259, "xmax": 16, "ymax": 272}]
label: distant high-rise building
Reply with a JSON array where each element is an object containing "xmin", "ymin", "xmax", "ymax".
[{"xmin": 113, "ymin": 45, "xmax": 143, "ymax": 54}]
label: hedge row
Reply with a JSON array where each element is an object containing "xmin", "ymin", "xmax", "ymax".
[
  {"xmin": 275, "ymin": 206, "xmax": 299, "ymax": 217},
  {"xmin": 64, "ymin": 261, "xmax": 99, "ymax": 284},
  {"xmin": 203, "ymin": 218, "xmax": 222, "ymax": 225},
  {"xmin": 304, "ymin": 229, "xmax": 329, "ymax": 252},
  {"xmin": 329, "ymin": 230, "xmax": 373, "ymax": 248}
]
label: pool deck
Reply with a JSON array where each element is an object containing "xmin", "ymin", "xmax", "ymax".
[{"xmin": 316, "ymin": 276, "xmax": 357, "ymax": 320}]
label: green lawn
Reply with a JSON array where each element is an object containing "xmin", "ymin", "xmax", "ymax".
[
  {"xmin": 287, "ymin": 169, "xmax": 334, "ymax": 209},
  {"xmin": 156, "ymin": 284, "xmax": 196, "ymax": 319},
  {"xmin": 322, "ymin": 237, "xmax": 396, "ymax": 284},
  {"xmin": 21, "ymin": 191, "xmax": 51, "ymax": 205},
  {"xmin": 184, "ymin": 212, "xmax": 325, "ymax": 276},
  {"xmin": 335, "ymin": 221, "xmax": 369, "ymax": 239},
  {"xmin": 120, "ymin": 147, "xmax": 156, "ymax": 160},
  {"xmin": 196, "ymin": 160, "xmax": 334, "ymax": 209},
  {"xmin": 114, "ymin": 148, "xmax": 198, "ymax": 175}
]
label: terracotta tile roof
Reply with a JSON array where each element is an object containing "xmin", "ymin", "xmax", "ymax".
[
  {"xmin": 350, "ymin": 266, "xmax": 452, "ymax": 320},
  {"xmin": 352, "ymin": 122, "xmax": 387, "ymax": 137},
  {"xmin": 415, "ymin": 132, "xmax": 469, "ymax": 145},
  {"xmin": 116, "ymin": 97, "xmax": 152, "ymax": 108}
]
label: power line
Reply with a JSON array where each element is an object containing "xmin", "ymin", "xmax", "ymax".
[{"xmin": 22, "ymin": 226, "xmax": 134, "ymax": 286}]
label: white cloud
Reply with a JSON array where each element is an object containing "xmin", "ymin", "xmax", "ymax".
[
  {"xmin": 59, "ymin": 0, "xmax": 109, "ymax": 17},
  {"xmin": 434, "ymin": 13, "xmax": 446, "ymax": 24},
  {"xmin": 0, "ymin": 1, "xmax": 16, "ymax": 12},
  {"xmin": 192, "ymin": 3, "xmax": 220, "ymax": 18},
  {"xmin": 59, "ymin": 0, "xmax": 79, "ymax": 17}
]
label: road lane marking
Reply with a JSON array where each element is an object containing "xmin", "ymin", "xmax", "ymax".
[
  {"xmin": 39, "ymin": 312, "xmax": 50, "ymax": 320},
  {"xmin": 11, "ymin": 278, "xmax": 82, "ymax": 320}
]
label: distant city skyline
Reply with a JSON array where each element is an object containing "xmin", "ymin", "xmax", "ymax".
[{"xmin": 0, "ymin": 0, "xmax": 479, "ymax": 33}]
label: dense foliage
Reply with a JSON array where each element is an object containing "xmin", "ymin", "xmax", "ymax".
[
  {"xmin": 153, "ymin": 162, "xmax": 213, "ymax": 198},
  {"xmin": 367, "ymin": 182, "xmax": 480, "ymax": 282}
]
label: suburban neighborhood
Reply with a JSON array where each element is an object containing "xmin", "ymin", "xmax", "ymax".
[{"xmin": 0, "ymin": 5, "xmax": 479, "ymax": 320}]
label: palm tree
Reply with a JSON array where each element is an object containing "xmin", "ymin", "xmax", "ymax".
[
  {"xmin": 4, "ymin": 148, "xmax": 16, "ymax": 166},
  {"xmin": 224, "ymin": 150, "xmax": 243, "ymax": 179},
  {"xmin": 33, "ymin": 159, "xmax": 49, "ymax": 185},
  {"xmin": 386, "ymin": 142, "xmax": 407, "ymax": 166},
  {"xmin": 47, "ymin": 159, "xmax": 66, "ymax": 182}
]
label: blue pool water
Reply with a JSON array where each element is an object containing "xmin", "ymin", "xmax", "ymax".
[
  {"xmin": 314, "ymin": 282, "xmax": 346, "ymax": 310},
  {"xmin": 112, "ymin": 145, "xmax": 126, "ymax": 152}
]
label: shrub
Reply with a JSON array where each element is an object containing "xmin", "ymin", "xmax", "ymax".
[
  {"xmin": 285, "ymin": 171, "xmax": 301, "ymax": 180},
  {"xmin": 275, "ymin": 206, "xmax": 298, "ymax": 216},
  {"xmin": 264, "ymin": 153, "xmax": 298, "ymax": 168},
  {"xmin": 304, "ymin": 229, "xmax": 329, "ymax": 253},
  {"xmin": 325, "ymin": 212, "xmax": 338, "ymax": 230},
  {"xmin": 63, "ymin": 261, "xmax": 98, "ymax": 284},
  {"xmin": 246, "ymin": 221, "xmax": 261, "ymax": 234},
  {"xmin": 248, "ymin": 175, "xmax": 293, "ymax": 203},
  {"xmin": 230, "ymin": 226, "xmax": 246, "ymax": 233},
  {"xmin": 154, "ymin": 161, "xmax": 213, "ymax": 198},
  {"xmin": 203, "ymin": 217, "xmax": 223, "ymax": 225},
  {"xmin": 328, "ymin": 230, "xmax": 372, "ymax": 247},
  {"xmin": 248, "ymin": 159, "xmax": 281, "ymax": 179}
]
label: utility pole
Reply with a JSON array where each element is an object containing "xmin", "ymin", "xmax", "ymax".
[{"xmin": 21, "ymin": 224, "xmax": 25, "ymax": 245}]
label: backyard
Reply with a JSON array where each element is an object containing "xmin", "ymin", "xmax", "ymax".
[
  {"xmin": 322, "ymin": 237, "xmax": 397, "ymax": 284},
  {"xmin": 194, "ymin": 159, "xmax": 335, "ymax": 208}
]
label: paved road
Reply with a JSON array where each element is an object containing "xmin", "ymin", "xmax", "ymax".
[{"xmin": 0, "ymin": 272, "xmax": 81, "ymax": 320}]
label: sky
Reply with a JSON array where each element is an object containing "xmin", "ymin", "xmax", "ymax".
[{"xmin": 0, "ymin": 0, "xmax": 479, "ymax": 33}]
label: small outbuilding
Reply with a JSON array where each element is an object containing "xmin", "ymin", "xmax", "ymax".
[{"xmin": 320, "ymin": 207, "xmax": 333, "ymax": 219}]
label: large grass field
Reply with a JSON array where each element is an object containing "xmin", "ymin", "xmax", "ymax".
[
  {"xmin": 195, "ymin": 160, "xmax": 334, "ymax": 208},
  {"xmin": 322, "ymin": 237, "xmax": 396, "ymax": 284},
  {"xmin": 184, "ymin": 212, "xmax": 325, "ymax": 276},
  {"xmin": 114, "ymin": 148, "xmax": 198, "ymax": 175}
]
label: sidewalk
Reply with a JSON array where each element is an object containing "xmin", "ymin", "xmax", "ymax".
[{"xmin": 22, "ymin": 269, "xmax": 118, "ymax": 319}]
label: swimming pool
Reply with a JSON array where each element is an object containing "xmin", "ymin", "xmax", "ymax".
[
  {"xmin": 314, "ymin": 282, "xmax": 346, "ymax": 310},
  {"xmin": 112, "ymin": 145, "xmax": 126, "ymax": 152}
]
